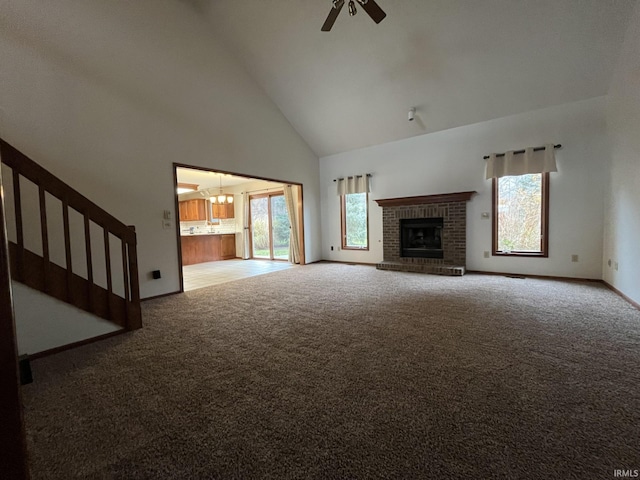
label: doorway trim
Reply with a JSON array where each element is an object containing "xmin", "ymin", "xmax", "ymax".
[{"xmin": 172, "ymin": 163, "xmax": 306, "ymax": 293}]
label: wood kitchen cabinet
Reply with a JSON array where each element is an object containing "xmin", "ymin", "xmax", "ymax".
[
  {"xmin": 179, "ymin": 199, "xmax": 207, "ymax": 221},
  {"xmin": 181, "ymin": 234, "xmax": 236, "ymax": 265},
  {"xmin": 179, "ymin": 201, "xmax": 188, "ymax": 221},
  {"xmin": 220, "ymin": 234, "xmax": 236, "ymax": 259},
  {"xmin": 211, "ymin": 202, "xmax": 235, "ymax": 219}
]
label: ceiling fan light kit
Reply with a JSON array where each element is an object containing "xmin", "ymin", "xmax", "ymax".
[
  {"xmin": 348, "ymin": 0, "xmax": 357, "ymax": 17},
  {"xmin": 322, "ymin": 0, "xmax": 386, "ymax": 32}
]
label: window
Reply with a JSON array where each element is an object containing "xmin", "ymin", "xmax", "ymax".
[
  {"xmin": 492, "ymin": 173, "xmax": 549, "ymax": 257},
  {"xmin": 341, "ymin": 192, "xmax": 369, "ymax": 250}
]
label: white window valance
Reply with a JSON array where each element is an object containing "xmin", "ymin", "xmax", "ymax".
[
  {"xmin": 485, "ymin": 144, "xmax": 558, "ymax": 180},
  {"xmin": 336, "ymin": 174, "xmax": 371, "ymax": 195}
]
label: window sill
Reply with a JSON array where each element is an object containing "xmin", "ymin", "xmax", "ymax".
[
  {"xmin": 342, "ymin": 247, "xmax": 370, "ymax": 251},
  {"xmin": 493, "ymin": 251, "xmax": 548, "ymax": 258}
]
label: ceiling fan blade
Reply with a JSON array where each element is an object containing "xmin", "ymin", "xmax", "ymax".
[
  {"xmin": 359, "ymin": 0, "xmax": 386, "ymax": 24},
  {"xmin": 321, "ymin": 0, "xmax": 344, "ymax": 31}
]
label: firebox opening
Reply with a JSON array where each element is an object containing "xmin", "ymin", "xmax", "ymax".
[{"xmin": 401, "ymin": 218, "xmax": 444, "ymax": 259}]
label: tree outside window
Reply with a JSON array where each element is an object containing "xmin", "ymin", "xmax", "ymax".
[
  {"xmin": 341, "ymin": 193, "xmax": 369, "ymax": 250},
  {"xmin": 492, "ymin": 173, "xmax": 549, "ymax": 257}
]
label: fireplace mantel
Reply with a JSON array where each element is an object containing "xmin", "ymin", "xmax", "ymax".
[{"xmin": 375, "ymin": 191, "xmax": 476, "ymax": 208}]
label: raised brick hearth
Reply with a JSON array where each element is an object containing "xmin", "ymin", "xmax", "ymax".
[{"xmin": 375, "ymin": 191, "xmax": 476, "ymax": 276}]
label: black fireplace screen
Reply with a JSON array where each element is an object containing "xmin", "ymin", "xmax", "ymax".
[{"xmin": 400, "ymin": 218, "xmax": 444, "ymax": 259}]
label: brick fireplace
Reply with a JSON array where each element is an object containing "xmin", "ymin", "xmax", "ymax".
[{"xmin": 375, "ymin": 191, "xmax": 476, "ymax": 276}]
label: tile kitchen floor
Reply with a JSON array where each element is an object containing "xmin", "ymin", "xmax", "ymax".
[{"xmin": 182, "ymin": 259, "xmax": 294, "ymax": 291}]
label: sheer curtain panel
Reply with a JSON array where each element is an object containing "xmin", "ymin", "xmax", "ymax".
[
  {"xmin": 242, "ymin": 191, "xmax": 250, "ymax": 259},
  {"xmin": 283, "ymin": 185, "xmax": 301, "ymax": 264}
]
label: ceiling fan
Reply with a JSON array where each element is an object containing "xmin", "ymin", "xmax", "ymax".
[{"xmin": 321, "ymin": 0, "xmax": 387, "ymax": 32}]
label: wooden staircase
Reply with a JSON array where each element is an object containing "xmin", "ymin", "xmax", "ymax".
[
  {"xmin": 0, "ymin": 139, "xmax": 141, "ymax": 330},
  {"xmin": 0, "ymin": 138, "xmax": 144, "ymax": 478}
]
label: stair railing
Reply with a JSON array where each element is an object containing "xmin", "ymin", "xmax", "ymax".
[
  {"xmin": 0, "ymin": 147, "xmax": 30, "ymax": 479},
  {"xmin": 0, "ymin": 139, "xmax": 141, "ymax": 330}
]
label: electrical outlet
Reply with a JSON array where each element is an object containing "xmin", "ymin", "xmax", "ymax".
[
  {"xmin": 571, "ymin": 254, "xmax": 579, "ymax": 263},
  {"xmin": 615, "ymin": 262, "xmax": 619, "ymax": 271},
  {"xmin": 484, "ymin": 251, "xmax": 490, "ymax": 258},
  {"xmin": 608, "ymin": 259, "xmax": 612, "ymax": 267},
  {"xmin": 162, "ymin": 220, "xmax": 171, "ymax": 229}
]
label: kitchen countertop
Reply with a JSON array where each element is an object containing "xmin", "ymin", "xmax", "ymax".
[{"xmin": 180, "ymin": 232, "xmax": 236, "ymax": 237}]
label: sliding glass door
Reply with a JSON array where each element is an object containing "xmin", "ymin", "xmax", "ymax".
[
  {"xmin": 270, "ymin": 195, "xmax": 289, "ymax": 260},
  {"xmin": 250, "ymin": 196, "xmax": 270, "ymax": 259},
  {"xmin": 249, "ymin": 193, "xmax": 290, "ymax": 260}
]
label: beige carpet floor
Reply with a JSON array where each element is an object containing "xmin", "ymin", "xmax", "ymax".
[{"xmin": 22, "ymin": 264, "xmax": 640, "ymax": 479}]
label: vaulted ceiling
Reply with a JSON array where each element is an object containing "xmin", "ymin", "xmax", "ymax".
[{"xmin": 192, "ymin": 0, "xmax": 636, "ymax": 157}]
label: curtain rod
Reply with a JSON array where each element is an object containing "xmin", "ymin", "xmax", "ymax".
[
  {"xmin": 241, "ymin": 186, "xmax": 287, "ymax": 195},
  {"xmin": 333, "ymin": 173, "xmax": 373, "ymax": 182},
  {"xmin": 483, "ymin": 144, "xmax": 561, "ymax": 160}
]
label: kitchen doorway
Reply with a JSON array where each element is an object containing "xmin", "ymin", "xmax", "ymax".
[
  {"xmin": 173, "ymin": 163, "xmax": 305, "ymax": 292},
  {"xmin": 249, "ymin": 193, "xmax": 289, "ymax": 260}
]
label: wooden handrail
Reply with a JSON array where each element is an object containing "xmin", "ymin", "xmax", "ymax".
[
  {"xmin": 0, "ymin": 139, "xmax": 141, "ymax": 331},
  {"xmin": 0, "ymin": 140, "xmax": 135, "ymax": 244},
  {"xmin": 0, "ymin": 148, "xmax": 30, "ymax": 478}
]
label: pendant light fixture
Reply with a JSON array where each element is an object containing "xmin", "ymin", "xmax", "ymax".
[{"xmin": 210, "ymin": 175, "xmax": 233, "ymax": 204}]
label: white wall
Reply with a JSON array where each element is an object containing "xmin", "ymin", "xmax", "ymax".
[
  {"xmin": 0, "ymin": 0, "xmax": 321, "ymax": 299},
  {"xmin": 320, "ymin": 97, "xmax": 609, "ymax": 279},
  {"xmin": 604, "ymin": 2, "xmax": 640, "ymax": 304},
  {"xmin": 12, "ymin": 282, "xmax": 120, "ymax": 355}
]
